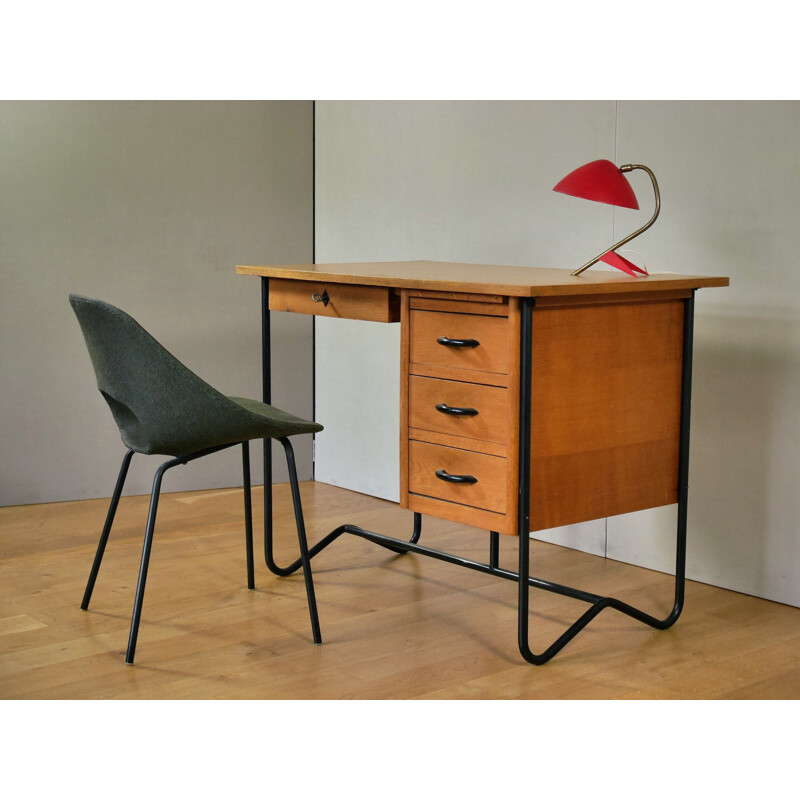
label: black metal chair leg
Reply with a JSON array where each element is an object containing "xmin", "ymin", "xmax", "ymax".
[
  {"xmin": 279, "ymin": 437, "xmax": 322, "ymax": 644},
  {"xmin": 81, "ymin": 449, "xmax": 134, "ymax": 610},
  {"xmin": 126, "ymin": 458, "xmax": 173, "ymax": 665},
  {"xmin": 122, "ymin": 443, "xmax": 242, "ymax": 664},
  {"xmin": 242, "ymin": 442, "xmax": 255, "ymax": 590}
]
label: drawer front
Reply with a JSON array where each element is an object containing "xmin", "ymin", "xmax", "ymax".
[
  {"xmin": 409, "ymin": 375, "xmax": 508, "ymax": 444},
  {"xmin": 269, "ymin": 278, "xmax": 400, "ymax": 322},
  {"xmin": 409, "ymin": 310, "xmax": 508, "ymax": 375},
  {"xmin": 408, "ymin": 440, "xmax": 506, "ymax": 513}
]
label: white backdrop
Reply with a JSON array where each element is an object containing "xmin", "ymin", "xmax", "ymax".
[{"xmin": 313, "ymin": 100, "xmax": 800, "ymax": 607}]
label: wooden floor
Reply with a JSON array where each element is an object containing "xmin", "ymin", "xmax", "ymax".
[{"xmin": 2, "ymin": 480, "xmax": 800, "ymax": 699}]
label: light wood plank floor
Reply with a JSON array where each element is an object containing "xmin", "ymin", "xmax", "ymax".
[{"xmin": 2, "ymin": 481, "xmax": 799, "ymax": 699}]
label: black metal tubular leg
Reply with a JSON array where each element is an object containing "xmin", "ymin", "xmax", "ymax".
[
  {"xmin": 514, "ymin": 292, "xmax": 697, "ymax": 664},
  {"xmin": 516, "ymin": 298, "xmax": 543, "ymax": 663},
  {"xmin": 125, "ymin": 443, "xmax": 237, "ymax": 665},
  {"xmin": 261, "ymin": 277, "xmax": 274, "ymax": 572},
  {"xmin": 279, "ymin": 437, "xmax": 322, "ymax": 644},
  {"xmin": 669, "ymin": 289, "xmax": 695, "ymax": 621},
  {"xmin": 242, "ymin": 442, "xmax": 255, "ymax": 590},
  {"xmin": 515, "ymin": 298, "xmax": 617, "ymax": 664},
  {"xmin": 410, "ymin": 512, "xmax": 422, "ymax": 544},
  {"xmin": 489, "ymin": 531, "xmax": 500, "ymax": 571},
  {"xmin": 81, "ymin": 449, "xmax": 135, "ymax": 610},
  {"xmin": 126, "ymin": 458, "xmax": 174, "ymax": 664},
  {"xmin": 515, "ymin": 298, "xmax": 631, "ymax": 664}
]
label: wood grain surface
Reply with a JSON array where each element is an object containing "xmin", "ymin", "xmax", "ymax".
[
  {"xmin": 529, "ymin": 299, "xmax": 684, "ymax": 531},
  {"xmin": 238, "ymin": 261, "xmax": 729, "ymax": 297}
]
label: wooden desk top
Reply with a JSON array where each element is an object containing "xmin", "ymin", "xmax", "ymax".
[{"xmin": 237, "ymin": 260, "xmax": 729, "ymax": 298}]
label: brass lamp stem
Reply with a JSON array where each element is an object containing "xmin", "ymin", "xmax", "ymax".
[{"xmin": 571, "ymin": 164, "xmax": 661, "ymax": 277}]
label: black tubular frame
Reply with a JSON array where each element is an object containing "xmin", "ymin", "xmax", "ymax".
[{"xmin": 261, "ymin": 277, "xmax": 695, "ymax": 664}]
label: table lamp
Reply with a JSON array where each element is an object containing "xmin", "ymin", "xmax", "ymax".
[{"xmin": 553, "ymin": 159, "xmax": 660, "ymax": 277}]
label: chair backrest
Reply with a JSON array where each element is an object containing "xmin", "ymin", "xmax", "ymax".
[{"xmin": 69, "ymin": 294, "xmax": 245, "ymax": 455}]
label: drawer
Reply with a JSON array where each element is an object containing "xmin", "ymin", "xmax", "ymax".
[
  {"xmin": 269, "ymin": 278, "xmax": 400, "ymax": 322},
  {"xmin": 409, "ymin": 310, "xmax": 508, "ymax": 375},
  {"xmin": 408, "ymin": 440, "xmax": 506, "ymax": 513},
  {"xmin": 409, "ymin": 375, "xmax": 508, "ymax": 444}
]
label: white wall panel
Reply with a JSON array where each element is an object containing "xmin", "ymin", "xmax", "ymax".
[
  {"xmin": 315, "ymin": 100, "xmax": 800, "ymax": 608},
  {"xmin": 608, "ymin": 100, "xmax": 800, "ymax": 606}
]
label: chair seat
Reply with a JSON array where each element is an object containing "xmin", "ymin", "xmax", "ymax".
[
  {"xmin": 133, "ymin": 393, "xmax": 323, "ymax": 458},
  {"xmin": 227, "ymin": 396, "xmax": 323, "ymax": 440}
]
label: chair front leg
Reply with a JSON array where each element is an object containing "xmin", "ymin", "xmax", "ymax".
[
  {"xmin": 124, "ymin": 442, "xmax": 240, "ymax": 664},
  {"xmin": 279, "ymin": 437, "xmax": 322, "ymax": 645},
  {"xmin": 125, "ymin": 458, "xmax": 174, "ymax": 664},
  {"xmin": 81, "ymin": 449, "xmax": 135, "ymax": 610}
]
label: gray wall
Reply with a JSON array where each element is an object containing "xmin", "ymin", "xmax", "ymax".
[
  {"xmin": 0, "ymin": 101, "xmax": 314, "ymax": 506},
  {"xmin": 314, "ymin": 100, "xmax": 800, "ymax": 608},
  {"xmin": 606, "ymin": 101, "xmax": 800, "ymax": 607}
]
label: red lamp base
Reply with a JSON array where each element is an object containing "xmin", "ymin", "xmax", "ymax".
[{"xmin": 600, "ymin": 250, "xmax": 648, "ymax": 277}]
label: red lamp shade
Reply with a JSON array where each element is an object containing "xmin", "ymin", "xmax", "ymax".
[
  {"xmin": 553, "ymin": 159, "xmax": 639, "ymax": 210},
  {"xmin": 552, "ymin": 158, "xmax": 660, "ymax": 276}
]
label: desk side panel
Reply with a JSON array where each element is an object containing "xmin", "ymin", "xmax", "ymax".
[{"xmin": 529, "ymin": 298, "xmax": 684, "ymax": 531}]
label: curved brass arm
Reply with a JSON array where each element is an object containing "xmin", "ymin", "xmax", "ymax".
[{"xmin": 571, "ymin": 164, "xmax": 661, "ymax": 277}]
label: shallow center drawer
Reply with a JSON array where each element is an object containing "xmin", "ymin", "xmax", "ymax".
[
  {"xmin": 408, "ymin": 440, "xmax": 506, "ymax": 513},
  {"xmin": 409, "ymin": 375, "xmax": 508, "ymax": 444},
  {"xmin": 409, "ymin": 310, "xmax": 508, "ymax": 375},
  {"xmin": 269, "ymin": 278, "xmax": 400, "ymax": 322}
]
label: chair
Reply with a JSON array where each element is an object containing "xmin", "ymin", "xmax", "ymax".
[{"xmin": 69, "ymin": 294, "xmax": 323, "ymax": 664}]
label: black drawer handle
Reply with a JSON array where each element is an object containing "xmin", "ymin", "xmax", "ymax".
[
  {"xmin": 435, "ymin": 402, "xmax": 479, "ymax": 417},
  {"xmin": 437, "ymin": 336, "xmax": 480, "ymax": 348},
  {"xmin": 435, "ymin": 469, "xmax": 478, "ymax": 485},
  {"xmin": 312, "ymin": 289, "xmax": 330, "ymax": 307}
]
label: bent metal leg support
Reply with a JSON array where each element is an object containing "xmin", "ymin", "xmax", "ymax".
[
  {"xmin": 260, "ymin": 275, "xmax": 423, "ymax": 579},
  {"xmin": 515, "ymin": 293, "xmax": 694, "ymax": 664}
]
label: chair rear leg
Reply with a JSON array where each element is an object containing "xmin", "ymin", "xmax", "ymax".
[
  {"xmin": 279, "ymin": 437, "xmax": 322, "ymax": 644},
  {"xmin": 81, "ymin": 449, "xmax": 135, "ymax": 610},
  {"xmin": 242, "ymin": 442, "xmax": 255, "ymax": 589}
]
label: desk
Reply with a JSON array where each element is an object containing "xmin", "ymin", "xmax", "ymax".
[{"xmin": 237, "ymin": 260, "xmax": 729, "ymax": 663}]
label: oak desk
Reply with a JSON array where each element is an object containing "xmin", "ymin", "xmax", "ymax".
[{"xmin": 237, "ymin": 261, "xmax": 729, "ymax": 664}]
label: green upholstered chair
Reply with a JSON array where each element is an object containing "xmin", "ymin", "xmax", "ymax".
[{"xmin": 69, "ymin": 294, "xmax": 323, "ymax": 664}]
